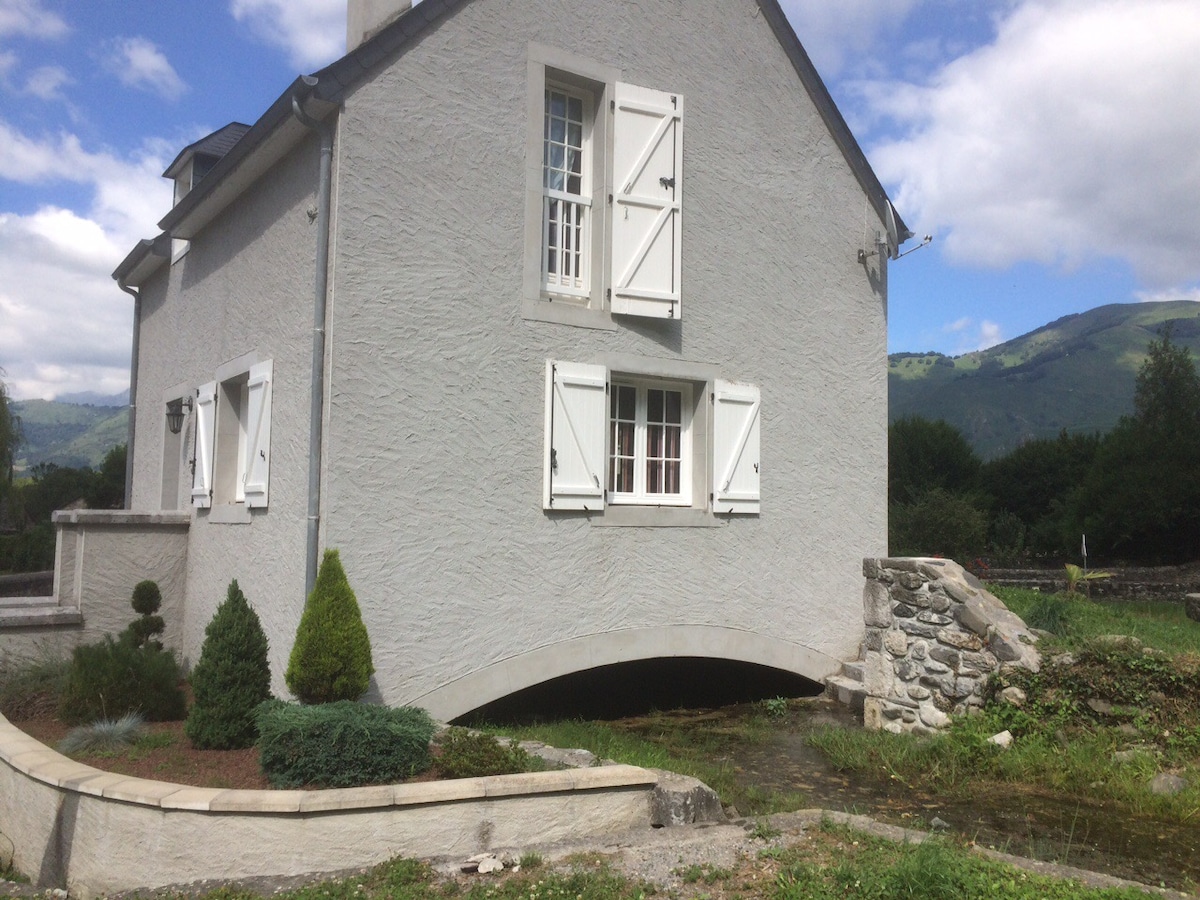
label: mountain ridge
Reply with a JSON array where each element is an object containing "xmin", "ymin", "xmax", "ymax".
[{"xmin": 889, "ymin": 300, "xmax": 1200, "ymax": 459}]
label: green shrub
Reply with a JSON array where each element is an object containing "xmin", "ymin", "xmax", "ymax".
[
  {"xmin": 58, "ymin": 635, "xmax": 186, "ymax": 725},
  {"xmin": 436, "ymin": 727, "xmax": 533, "ymax": 778},
  {"xmin": 285, "ymin": 549, "xmax": 374, "ymax": 703},
  {"xmin": 256, "ymin": 700, "xmax": 435, "ymax": 788},
  {"xmin": 0, "ymin": 655, "xmax": 69, "ymax": 721},
  {"xmin": 126, "ymin": 579, "xmax": 164, "ymax": 649},
  {"xmin": 185, "ymin": 579, "xmax": 272, "ymax": 749}
]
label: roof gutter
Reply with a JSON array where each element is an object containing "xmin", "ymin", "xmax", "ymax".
[{"xmin": 291, "ymin": 77, "xmax": 335, "ymax": 600}]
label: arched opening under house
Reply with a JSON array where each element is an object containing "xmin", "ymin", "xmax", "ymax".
[{"xmin": 454, "ymin": 657, "xmax": 824, "ymax": 724}]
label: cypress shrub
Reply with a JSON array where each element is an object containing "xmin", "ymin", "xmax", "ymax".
[
  {"xmin": 185, "ymin": 579, "xmax": 272, "ymax": 749},
  {"xmin": 59, "ymin": 635, "xmax": 186, "ymax": 725},
  {"xmin": 256, "ymin": 700, "xmax": 435, "ymax": 788},
  {"xmin": 285, "ymin": 549, "xmax": 374, "ymax": 703}
]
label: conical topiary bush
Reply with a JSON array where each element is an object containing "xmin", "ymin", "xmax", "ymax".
[
  {"xmin": 185, "ymin": 579, "xmax": 272, "ymax": 749},
  {"xmin": 286, "ymin": 549, "xmax": 374, "ymax": 703}
]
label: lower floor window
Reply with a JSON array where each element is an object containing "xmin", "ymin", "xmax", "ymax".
[
  {"xmin": 609, "ymin": 381, "xmax": 690, "ymax": 504},
  {"xmin": 544, "ymin": 360, "xmax": 760, "ymax": 515}
]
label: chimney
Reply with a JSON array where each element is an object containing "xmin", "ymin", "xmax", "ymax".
[{"xmin": 347, "ymin": 0, "xmax": 413, "ymax": 52}]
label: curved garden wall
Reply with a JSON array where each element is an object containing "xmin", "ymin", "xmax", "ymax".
[{"xmin": 0, "ymin": 713, "xmax": 657, "ymax": 899}]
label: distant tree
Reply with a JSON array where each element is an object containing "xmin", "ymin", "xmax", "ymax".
[
  {"xmin": 86, "ymin": 444, "xmax": 126, "ymax": 509},
  {"xmin": 978, "ymin": 430, "xmax": 1100, "ymax": 560},
  {"xmin": 0, "ymin": 374, "xmax": 19, "ymax": 499},
  {"xmin": 890, "ymin": 488, "xmax": 988, "ymax": 560},
  {"xmin": 888, "ymin": 416, "xmax": 981, "ymax": 506},
  {"xmin": 1070, "ymin": 329, "xmax": 1200, "ymax": 564}
]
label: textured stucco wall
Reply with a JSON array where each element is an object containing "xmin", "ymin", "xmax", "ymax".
[
  {"xmin": 321, "ymin": 0, "xmax": 889, "ymax": 715},
  {"xmin": 124, "ymin": 0, "xmax": 889, "ymax": 711},
  {"xmin": 0, "ymin": 514, "xmax": 188, "ymax": 665},
  {"xmin": 130, "ymin": 142, "xmax": 321, "ymax": 677}
]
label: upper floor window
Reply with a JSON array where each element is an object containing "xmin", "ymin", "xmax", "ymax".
[
  {"xmin": 542, "ymin": 84, "xmax": 592, "ymax": 297},
  {"xmin": 523, "ymin": 46, "xmax": 683, "ymax": 325}
]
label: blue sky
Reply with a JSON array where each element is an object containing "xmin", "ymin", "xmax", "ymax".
[{"xmin": 1, "ymin": 0, "xmax": 1198, "ymax": 399}]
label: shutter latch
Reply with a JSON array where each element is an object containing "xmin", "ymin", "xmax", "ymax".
[{"xmin": 659, "ymin": 176, "xmax": 675, "ymax": 190}]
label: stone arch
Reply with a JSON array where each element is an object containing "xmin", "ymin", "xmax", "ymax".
[{"xmin": 412, "ymin": 624, "xmax": 842, "ymax": 721}]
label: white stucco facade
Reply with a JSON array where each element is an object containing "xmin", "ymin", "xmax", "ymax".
[{"xmin": 116, "ymin": 0, "xmax": 902, "ymax": 719}]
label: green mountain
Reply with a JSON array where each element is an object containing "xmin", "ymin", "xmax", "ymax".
[
  {"xmin": 11, "ymin": 399, "xmax": 129, "ymax": 472},
  {"xmin": 889, "ymin": 300, "xmax": 1200, "ymax": 459}
]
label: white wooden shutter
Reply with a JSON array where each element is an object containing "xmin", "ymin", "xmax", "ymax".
[
  {"xmin": 544, "ymin": 360, "xmax": 607, "ymax": 510},
  {"xmin": 712, "ymin": 380, "xmax": 760, "ymax": 514},
  {"xmin": 242, "ymin": 359, "xmax": 273, "ymax": 508},
  {"xmin": 191, "ymin": 381, "xmax": 217, "ymax": 508},
  {"xmin": 611, "ymin": 82, "xmax": 683, "ymax": 319}
]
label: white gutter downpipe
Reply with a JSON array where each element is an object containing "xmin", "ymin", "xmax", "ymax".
[
  {"xmin": 292, "ymin": 78, "xmax": 334, "ymax": 599},
  {"xmin": 116, "ymin": 280, "xmax": 140, "ymax": 510}
]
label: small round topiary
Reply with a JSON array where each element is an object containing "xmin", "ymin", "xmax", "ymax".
[{"xmin": 131, "ymin": 580, "xmax": 162, "ymax": 616}]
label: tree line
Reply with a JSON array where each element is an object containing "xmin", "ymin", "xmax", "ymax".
[
  {"xmin": 0, "ymin": 377, "xmax": 126, "ymax": 574},
  {"xmin": 890, "ymin": 328, "xmax": 1200, "ymax": 567}
]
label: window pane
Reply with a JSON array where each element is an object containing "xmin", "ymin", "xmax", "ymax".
[
  {"xmin": 665, "ymin": 424, "xmax": 681, "ymax": 459},
  {"xmin": 568, "ymin": 122, "xmax": 582, "ymax": 148},
  {"xmin": 549, "ymin": 91, "xmax": 566, "ymax": 118},
  {"xmin": 647, "ymin": 423, "xmax": 663, "ymax": 458},
  {"xmin": 647, "ymin": 389, "xmax": 663, "ymax": 423},
  {"xmin": 568, "ymin": 96, "xmax": 583, "ymax": 121},
  {"xmin": 567, "ymin": 174, "xmax": 581, "ymax": 195},
  {"xmin": 664, "ymin": 460, "xmax": 680, "ymax": 494},
  {"xmin": 646, "ymin": 459, "xmax": 662, "ymax": 494},
  {"xmin": 617, "ymin": 385, "xmax": 636, "ymax": 420},
  {"xmin": 666, "ymin": 390, "xmax": 682, "ymax": 424},
  {"xmin": 551, "ymin": 116, "xmax": 566, "ymax": 144}
]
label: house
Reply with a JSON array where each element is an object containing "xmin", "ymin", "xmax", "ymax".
[{"xmin": 97, "ymin": 0, "xmax": 908, "ymax": 720}]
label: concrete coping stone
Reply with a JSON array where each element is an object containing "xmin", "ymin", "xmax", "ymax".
[
  {"xmin": 0, "ymin": 607, "xmax": 83, "ymax": 629},
  {"xmin": 0, "ymin": 711, "xmax": 658, "ymax": 815},
  {"xmin": 51, "ymin": 510, "xmax": 191, "ymax": 527}
]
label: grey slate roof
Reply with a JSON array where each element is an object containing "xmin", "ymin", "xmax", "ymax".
[{"xmin": 162, "ymin": 122, "xmax": 252, "ymax": 179}]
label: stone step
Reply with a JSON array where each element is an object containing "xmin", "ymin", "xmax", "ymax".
[
  {"xmin": 839, "ymin": 660, "xmax": 865, "ymax": 683},
  {"xmin": 825, "ymin": 674, "xmax": 867, "ymax": 712}
]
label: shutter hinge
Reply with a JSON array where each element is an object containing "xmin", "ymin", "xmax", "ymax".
[
  {"xmin": 671, "ymin": 95, "xmax": 677, "ymax": 108},
  {"xmin": 606, "ymin": 288, "xmax": 611, "ymax": 301},
  {"xmin": 608, "ymin": 193, "xmax": 613, "ymax": 204},
  {"xmin": 610, "ymin": 99, "xmax": 615, "ymax": 112}
]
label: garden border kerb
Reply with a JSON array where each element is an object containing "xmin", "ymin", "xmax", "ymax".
[{"xmin": 0, "ymin": 712, "xmax": 658, "ymax": 899}]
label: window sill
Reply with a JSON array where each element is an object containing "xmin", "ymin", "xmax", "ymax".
[
  {"xmin": 205, "ymin": 504, "xmax": 253, "ymax": 524},
  {"xmin": 590, "ymin": 507, "xmax": 723, "ymax": 528},
  {"xmin": 522, "ymin": 298, "xmax": 617, "ymax": 331}
]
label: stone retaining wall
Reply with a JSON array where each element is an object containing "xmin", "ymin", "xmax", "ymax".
[
  {"xmin": 0, "ymin": 713, "xmax": 658, "ymax": 899},
  {"xmin": 981, "ymin": 567, "xmax": 1200, "ymax": 601},
  {"xmin": 859, "ymin": 558, "xmax": 1041, "ymax": 733}
]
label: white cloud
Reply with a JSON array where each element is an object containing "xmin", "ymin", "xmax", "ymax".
[
  {"xmin": 0, "ymin": 120, "xmax": 171, "ymax": 400},
  {"xmin": 869, "ymin": 0, "xmax": 1200, "ymax": 292},
  {"xmin": 103, "ymin": 36, "xmax": 186, "ymax": 101},
  {"xmin": 229, "ymin": 0, "xmax": 345, "ymax": 71},
  {"xmin": 1135, "ymin": 286, "xmax": 1200, "ymax": 305},
  {"xmin": 978, "ymin": 320, "xmax": 1002, "ymax": 350},
  {"xmin": 0, "ymin": 0, "xmax": 67, "ymax": 39},
  {"xmin": 23, "ymin": 63, "xmax": 69, "ymax": 99},
  {"xmin": 944, "ymin": 316, "xmax": 971, "ymax": 333}
]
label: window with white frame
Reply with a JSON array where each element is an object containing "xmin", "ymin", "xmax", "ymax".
[
  {"xmin": 192, "ymin": 357, "xmax": 273, "ymax": 512},
  {"xmin": 544, "ymin": 360, "xmax": 759, "ymax": 514},
  {"xmin": 608, "ymin": 379, "xmax": 691, "ymax": 505},
  {"xmin": 525, "ymin": 47, "xmax": 684, "ymax": 322},
  {"xmin": 542, "ymin": 84, "xmax": 592, "ymax": 297}
]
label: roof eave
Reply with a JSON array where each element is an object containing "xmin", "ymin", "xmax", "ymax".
[
  {"xmin": 756, "ymin": 0, "xmax": 912, "ymax": 246},
  {"xmin": 112, "ymin": 233, "xmax": 171, "ymax": 287}
]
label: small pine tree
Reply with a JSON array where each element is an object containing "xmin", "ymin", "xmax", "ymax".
[
  {"xmin": 286, "ymin": 549, "xmax": 374, "ymax": 703},
  {"xmin": 185, "ymin": 579, "xmax": 272, "ymax": 749}
]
